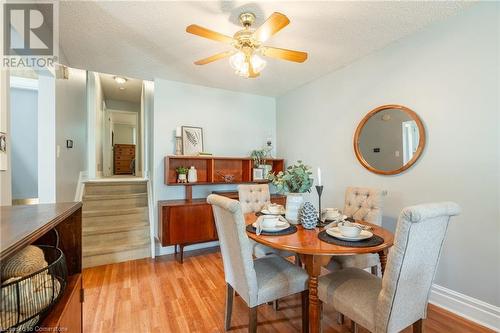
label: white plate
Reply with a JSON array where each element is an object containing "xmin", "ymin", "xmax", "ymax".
[
  {"xmin": 253, "ymin": 221, "xmax": 290, "ymax": 232},
  {"xmin": 261, "ymin": 209, "xmax": 286, "ymax": 215},
  {"xmin": 326, "ymin": 227, "xmax": 373, "ymax": 241}
]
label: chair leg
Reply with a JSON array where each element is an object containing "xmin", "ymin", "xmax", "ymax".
[
  {"xmin": 350, "ymin": 321, "xmax": 359, "ymax": 333},
  {"xmin": 370, "ymin": 265, "xmax": 378, "ymax": 276},
  {"xmin": 225, "ymin": 284, "xmax": 234, "ymax": 331},
  {"xmin": 249, "ymin": 306, "xmax": 258, "ymax": 333},
  {"xmin": 301, "ymin": 290, "xmax": 309, "ymax": 333},
  {"xmin": 413, "ymin": 319, "xmax": 423, "ymax": 333},
  {"xmin": 337, "ymin": 312, "xmax": 344, "ymax": 325}
]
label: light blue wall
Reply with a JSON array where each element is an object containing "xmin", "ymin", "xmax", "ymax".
[
  {"xmin": 276, "ymin": 3, "xmax": 499, "ymax": 306},
  {"xmin": 10, "ymin": 87, "xmax": 38, "ymax": 199}
]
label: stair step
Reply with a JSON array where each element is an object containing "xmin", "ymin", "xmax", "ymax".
[
  {"xmin": 83, "ymin": 234, "xmax": 150, "ymax": 257},
  {"xmin": 82, "ymin": 246, "xmax": 151, "ymax": 268},
  {"xmin": 83, "ymin": 221, "xmax": 149, "ymax": 236},
  {"xmin": 83, "ymin": 213, "xmax": 148, "ymax": 227},
  {"xmin": 83, "ymin": 196, "xmax": 147, "ymax": 210},
  {"xmin": 82, "ymin": 206, "xmax": 148, "ymax": 218},
  {"xmin": 84, "ymin": 181, "xmax": 147, "ymax": 195},
  {"xmin": 83, "ymin": 192, "xmax": 147, "ymax": 201}
]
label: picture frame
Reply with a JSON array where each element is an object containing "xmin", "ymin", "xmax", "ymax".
[
  {"xmin": 253, "ymin": 168, "xmax": 264, "ymax": 180},
  {"xmin": 181, "ymin": 126, "xmax": 204, "ymax": 156}
]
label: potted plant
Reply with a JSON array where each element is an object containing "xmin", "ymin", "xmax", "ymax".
[
  {"xmin": 267, "ymin": 161, "xmax": 313, "ymax": 223},
  {"xmin": 176, "ymin": 166, "xmax": 189, "ymax": 183},
  {"xmin": 251, "ymin": 148, "xmax": 272, "ymax": 179}
]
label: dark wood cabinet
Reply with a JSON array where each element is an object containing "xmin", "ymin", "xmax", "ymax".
[
  {"xmin": 114, "ymin": 144, "xmax": 135, "ymax": 175},
  {"xmin": 0, "ymin": 203, "xmax": 83, "ymax": 333},
  {"xmin": 158, "ymin": 192, "xmax": 286, "ymax": 263}
]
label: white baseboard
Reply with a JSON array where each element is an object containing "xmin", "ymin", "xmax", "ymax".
[
  {"xmin": 155, "ymin": 240, "xmax": 219, "ymax": 257},
  {"xmin": 429, "ymin": 284, "xmax": 500, "ymax": 331}
]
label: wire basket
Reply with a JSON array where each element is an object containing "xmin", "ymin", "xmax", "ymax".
[{"xmin": 1, "ymin": 233, "xmax": 67, "ymax": 333}]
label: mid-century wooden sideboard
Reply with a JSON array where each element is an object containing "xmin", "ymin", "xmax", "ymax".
[
  {"xmin": 0, "ymin": 202, "xmax": 83, "ymax": 332},
  {"xmin": 159, "ymin": 155, "xmax": 286, "ymax": 263}
]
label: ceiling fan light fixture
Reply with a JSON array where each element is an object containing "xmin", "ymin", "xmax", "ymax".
[
  {"xmin": 114, "ymin": 76, "xmax": 127, "ymax": 84},
  {"xmin": 251, "ymin": 54, "xmax": 266, "ymax": 73},
  {"xmin": 229, "ymin": 51, "xmax": 246, "ymax": 71}
]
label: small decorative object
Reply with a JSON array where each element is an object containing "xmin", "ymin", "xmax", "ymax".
[
  {"xmin": 182, "ymin": 126, "xmax": 204, "ymax": 155},
  {"xmin": 0, "ymin": 132, "xmax": 7, "ymax": 171},
  {"xmin": 252, "ymin": 168, "xmax": 264, "ymax": 180},
  {"xmin": 251, "ymin": 147, "xmax": 273, "ymax": 179},
  {"xmin": 216, "ymin": 171, "xmax": 235, "ymax": 183},
  {"xmin": 176, "ymin": 166, "xmax": 189, "ymax": 183},
  {"xmin": 175, "ymin": 127, "xmax": 182, "ymax": 155},
  {"xmin": 187, "ymin": 165, "xmax": 198, "ymax": 183},
  {"xmin": 65, "ymin": 140, "xmax": 73, "ymax": 149},
  {"xmin": 268, "ymin": 160, "xmax": 313, "ymax": 223},
  {"xmin": 298, "ymin": 202, "xmax": 318, "ymax": 229}
]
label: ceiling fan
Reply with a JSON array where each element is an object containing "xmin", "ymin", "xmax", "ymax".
[{"xmin": 186, "ymin": 12, "xmax": 308, "ymax": 78}]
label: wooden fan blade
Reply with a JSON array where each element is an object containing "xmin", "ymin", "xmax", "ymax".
[
  {"xmin": 194, "ymin": 51, "xmax": 235, "ymax": 65},
  {"xmin": 186, "ymin": 24, "xmax": 234, "ymax": 44},
  {"xmin": 253, "ymin": 12, "xmax": 290, "ymax": 42},
  {"xmin": 261, "ymin": 46, "xmax": 308, "ymax": 63}
]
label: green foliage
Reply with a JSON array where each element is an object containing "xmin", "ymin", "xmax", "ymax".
[
  {"xmin": 176, "ymin": 166, "xmax": 189, "ymax": 174},
  {"xmin": 267, "ymin": 160, "xmax": 313, "ymax": 194},
  {"xmin": 250, "ymin": 149, "xmax": 269, "ymax": 167}
]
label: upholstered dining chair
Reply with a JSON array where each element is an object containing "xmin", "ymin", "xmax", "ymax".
[
  {"xmin": 207, "ymin": 194, "xmax": 309, "ymax": 333},
  {"xmin": 238, "ymin": 184, "xmax": 296, "ymax": 259},
  {"xmin": 326, "ymin": 187, "xmax": 385, "ymax": 275},
  {"xmin": 318, "ymin": 202, "xmax": 460, "ymax": 333}
]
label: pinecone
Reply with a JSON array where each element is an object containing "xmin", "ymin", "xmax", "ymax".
[{"xmin": 298, "ymin": 202, "xmax": 318, "ymax": 229}]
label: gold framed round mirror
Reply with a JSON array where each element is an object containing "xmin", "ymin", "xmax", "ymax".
[{"xmin": 354, "ymin": 104, "xmax": 425, "ymax": 175}]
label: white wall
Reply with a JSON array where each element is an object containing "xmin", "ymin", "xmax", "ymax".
[
  {"xmin": 55, "ymin": 68, "xmax": 87, "ymax": 202},
  {"xmin": 10, "ymin": 87, "xmax": 38, "ymax": 199},
  {"xmin": 277, "ymin": 3, "xmax": 499, "ymax": 308},
  {"xmin": 95, "ymin": 74, "xmax": 104, "ymax": 174},
  {"xmin": 0, "ymin": 70, "xmax": 11, "ymax": 206},
  {"xmin": 37, "ymin": 74, "xmax": 56, "ymax": 204},
  {"xmin": 153, "ymin": 79, "xmax": 275, "ymax": 248},
  {"xmin": 113, "ymin": 123, "xmax": 135, "ymax": 144}
]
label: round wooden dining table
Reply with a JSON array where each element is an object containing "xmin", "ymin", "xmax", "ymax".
[{"xmin": 244, "ymin": 213, "xmax": 394, "ymax": 333}]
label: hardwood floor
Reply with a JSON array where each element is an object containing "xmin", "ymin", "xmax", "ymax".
[{"xmin": 83, "ymin": 247, "xmax": 494, "ymax": 333}]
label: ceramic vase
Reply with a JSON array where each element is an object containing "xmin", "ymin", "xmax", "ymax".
[
  {"xmin": 299, "ymin": 202, "xmax": 318, "ymax": 229},
  {"xmin": 187, "ymin": 166, "xmax": 197, "ymax": 183},
  {"xmin": 285, "ymin": 193, "xmax": 304, "ymax": 224}
]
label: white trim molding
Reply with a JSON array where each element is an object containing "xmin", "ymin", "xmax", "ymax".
[
  {"xmin": 74, "ymin": 171, "xmax": 88, "ymax": 202},
  {"xmin": 429, "ymin": 284, "xmax": 500, "ymax": 331}
]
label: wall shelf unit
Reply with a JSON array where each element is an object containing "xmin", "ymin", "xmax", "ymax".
[{"xmin": 164, "ymin": 155, "xmax": 284, "ymax": 200}]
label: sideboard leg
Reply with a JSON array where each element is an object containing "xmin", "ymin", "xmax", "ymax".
[{"xmin": 179, "ymin": 244, "xmax": 185, "ymax": 263}]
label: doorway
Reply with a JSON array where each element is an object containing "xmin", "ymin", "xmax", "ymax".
[{"xmin": 87, "ymin": 71, "xmax": 146, "ymax": 179}]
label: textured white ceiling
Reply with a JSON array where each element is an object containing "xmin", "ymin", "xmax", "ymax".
[
  {"xmin": 60, "ymin": 1, "xmax": 473, "ymax": 97},
  {"xmin": 99, "ymin": 73, "xmax": 142, "ymax": 103}
]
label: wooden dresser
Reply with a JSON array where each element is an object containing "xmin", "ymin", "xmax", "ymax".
[
  {"xmin": 114, "ymin": 144, "xmax": 135, "ymax": 175},
  {"xmin": 0, "ymin": 203, "xmax": 83, "ymax": 333},
  {"xmin": 159, "ymin": 156, "xmax": 286, "ymax": 263}
]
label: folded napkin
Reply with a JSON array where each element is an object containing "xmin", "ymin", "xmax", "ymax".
[{"xmin": 255, "ymin": 215, "xmax": 288, "ymax": 235}]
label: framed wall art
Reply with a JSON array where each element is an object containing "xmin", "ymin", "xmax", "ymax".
[{"xmin": 181, "ymin": 126, "xmax": 204, "ymax": 155}]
